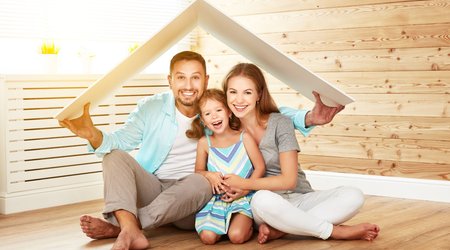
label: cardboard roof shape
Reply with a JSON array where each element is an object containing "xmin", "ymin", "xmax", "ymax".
[{"xmin": 55, "ymin": 0, "xmax": 354, "ymax": 120}]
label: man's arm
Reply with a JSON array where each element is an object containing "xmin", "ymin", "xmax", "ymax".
[
  {"xmin": 280, "ymin": 91, "xmax": 345, "ymax": 137},
  {"xmin": 59, "ymin": 101, "xmax": 145, "ymax": 155}
]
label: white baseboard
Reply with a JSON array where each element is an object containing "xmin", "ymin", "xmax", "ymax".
[
  {"xmin": 305, "ymin": 170, "xmax": 450, "ymax": 203},
  {"xmin": 0, "ymin": 182, "xmax": 104, "ymax": 214}
]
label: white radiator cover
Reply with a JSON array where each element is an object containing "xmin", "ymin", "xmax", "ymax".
[{"xmin": 0, "ymin": 74, "xmax": 168, "ymax": 214}]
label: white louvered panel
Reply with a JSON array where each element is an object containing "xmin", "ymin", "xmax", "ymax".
[
  {"xmin": 9, "ymin": 163, "xmax": 102, "ymax": 182},
  {"xmin": 9, "ymin": 154, "xmax": 101, "ymax": 172},
  {"xmin": 3, "ymin": 74, "xmax": 167, "ymax": 194},
  {"xmin": 9, "ymin": 146, "xmax": 94, "ymax": 162},
  {"xmin": 8, "ymin": 114, "xmax": 129, "ymax": 130},
  {"xmin": 7, "ymin": 86, "xmax": 169, "ymax": 103},
  {"xmin": 1, "ymin": 77, "xmax": 9, "ymax": 197},
  {"xmin": 114, "ymin": 96, "xmax": 150, "ymax": 105},
  {"xmin": 9, "ymin": 128, "xmax": 82, "ymax": 141},
  {"xmin": 8, "ymin": 172, "xmax": 104, "ymax": 193},
  {"xmin": 116, "ymin": 86, "xmax": 169, "ymax": 96},
  {"xmin": 5, "ymin": 75, "xmax": 166, "ymax": 88},
  {"xmin": 5, "ymin": 81, "xmax": 92, "ymax": 88},
  {"xmin": 7, "ymin": 98, "xmax": 72, "ymax": 110},
  {"xmin": 9, "ymin": 136, "xmax": 86, "ymax": 151},
  {"xmin": 7, "ymin": 105, "xmax": 138, "ymax": 120},
  {"xmin": 7, "ymin": 88, "xmax": 84, "ymax": 99},
  {"xmin": 9, "ymin": 124, "xmax": 114, "ymax": 141},
  {"xmin": 7, "ymin": 93, "xmax": 164, "ymax": 110}
]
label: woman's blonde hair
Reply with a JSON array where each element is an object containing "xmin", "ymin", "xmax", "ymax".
[
  {"xmin": 222, "ymin": 63, "xmax": 279, "ymax": 127},
  {"xmin": 186, "ymin": 88, "xmax": 239, "ymax": 139}
]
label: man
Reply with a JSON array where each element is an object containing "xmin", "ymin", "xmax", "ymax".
[{"xmin": 59, "ymin": 51, "xmax": 344, "ymax": 250}]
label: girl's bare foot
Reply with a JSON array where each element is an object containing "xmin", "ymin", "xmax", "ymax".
[
  {"xmin": 258, "ymin": 223, "xmax": 287, "ymax": 244},
  {"xmin": 330, "ymin": 223, "xmax": 380, "ymax": 241},
  {"xmin": 111, "ymin": 227, "xmax": 149, "ymax": 250},
  {"xmin": 80, "ymin": 215, "xmax": 121, "ymax": 239}
]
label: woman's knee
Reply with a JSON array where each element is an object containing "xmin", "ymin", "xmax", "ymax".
[
  {"xmin": 339, "ymin": 186, "xmax": 365, "ymax": 211},
  {"xmin": 199, "ymin": 230, "xmax": 220, "ymax": 245},
  {"xmin": 251, "ymin": 190, "xmax": 279, "ymax": 212}
]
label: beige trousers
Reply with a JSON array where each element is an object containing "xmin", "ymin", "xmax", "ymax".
[{"xmin": 101, "ymin": 150, "xmax": 212, "ymax": 230}]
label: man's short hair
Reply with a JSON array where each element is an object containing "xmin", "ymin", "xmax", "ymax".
[{"xmin": 170, "ymin": 51, "xmax": 207, "ymax": 75}]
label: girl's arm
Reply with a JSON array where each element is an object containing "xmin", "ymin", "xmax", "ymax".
[
  {"xmin": 195, "ymin": 137, "xmax": 224, "ymax": 194},
  {"xmin": 224, "ymin": 150, "xmax": 298, "ymax": 191}
]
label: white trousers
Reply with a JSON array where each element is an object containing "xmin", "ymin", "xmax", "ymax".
[{"xmin": 250, "ymin": 186, "xmax": 364, "ymax": 240}]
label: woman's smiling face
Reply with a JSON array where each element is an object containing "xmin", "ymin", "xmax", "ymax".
[{"xmin": 225, "ymin": 76, "xmax": 259, "ymax": 120}]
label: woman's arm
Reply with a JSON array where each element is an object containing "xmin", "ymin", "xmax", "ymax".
[
  {"xmin": 195, "ymin": 137, "xmax": 224, "ymax": 194},
  {"xmin": 242, "ymin": 132, "xmax": 265, "ymax": 179},
  {"xmin": 280, "ymin": 91, "xmax": 344, "ymax": 136},
  {"xmin": 224, "ymin": 150, "xmax": 298, "ymax": 191}
]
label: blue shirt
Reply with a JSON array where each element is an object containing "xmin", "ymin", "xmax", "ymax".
[{"xmin": 90, "ymin": 91, "xmax": 314, "ymax": 174}]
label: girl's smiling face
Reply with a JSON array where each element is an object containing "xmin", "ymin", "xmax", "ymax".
[{"xmin": 200, "ymin": 98, "xmax": 231, "ymax": 135}]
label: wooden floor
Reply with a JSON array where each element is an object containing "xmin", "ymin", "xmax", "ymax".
[{"xmin": 0, "ymin": 196, "xmax": 449, "ymax": 250}]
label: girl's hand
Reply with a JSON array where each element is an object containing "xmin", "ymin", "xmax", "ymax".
[
  {"xmin": 221, "ymin": 187, "xmax": 249, "ymax": 202},
  {"xmin": 205, "ymin": 172, "xmax": 225, "ymax": 194}
]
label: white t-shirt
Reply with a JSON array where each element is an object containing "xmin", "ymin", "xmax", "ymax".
[{"xmin": 154, "ymin": 108, "xmax": 198, "ymax": 179}]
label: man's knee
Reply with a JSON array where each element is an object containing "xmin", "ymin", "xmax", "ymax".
[
  {"xmin": 181, "ymin": 173, "xmax": 212, "ymax": 198},
  {"xmin": 103, "ymin": 149, "xmax": 128, "ymax": 167},
  {"xmin": 173, "ymin": 214, "xmax": 196, "ymax": 230},
  {"xmin": 183, "ymin": 173, "xmax": 210, "ymax": 188}
]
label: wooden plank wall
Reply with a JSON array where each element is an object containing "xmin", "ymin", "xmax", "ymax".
[{"xmin": 199, "ymin": 0, "xmax": 450, "ymax": 181}]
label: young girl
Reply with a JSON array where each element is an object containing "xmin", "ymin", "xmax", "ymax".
[{"xmin": 186, "ymin": 88, "xmax": 265, "ymax": 245}]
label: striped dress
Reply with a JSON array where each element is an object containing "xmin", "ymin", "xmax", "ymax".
[{"xmin": 195, "ymin": 132, "xmax": 254, "ymax": 235}]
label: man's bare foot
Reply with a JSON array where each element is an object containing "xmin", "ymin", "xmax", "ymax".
[
  {"xmin": 111, "ymin": 226, "xmax": 149, "ymax": 250},
  {"xmin": 80, "ymin": 215, "xmax": 121, "ymax": 239},
  {"xmin": 330, "ymin": 223, "xmax": 380, "ymax": 241},
  {"xmin": 258, "ymin": 223, "xmax": 287, "ymax": 244}
]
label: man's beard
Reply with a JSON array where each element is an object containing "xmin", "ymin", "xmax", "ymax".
[{"xmin": 176, "ymin": 96, "xmax": 196, "ymax": 107}]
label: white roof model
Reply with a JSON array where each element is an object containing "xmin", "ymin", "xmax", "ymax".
[{"xmin": 55, "ymin": 0, "xmax": 354, "ymax": 120}]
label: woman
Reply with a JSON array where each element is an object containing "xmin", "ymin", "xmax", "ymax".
[{"xmin": 221, "ymin": 63, "xmax": 379, "ymax": 243}]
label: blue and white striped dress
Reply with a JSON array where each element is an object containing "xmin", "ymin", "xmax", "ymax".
[{"xmin": 195, "ymin": 132, "xmax": 254, "ymax": 235}]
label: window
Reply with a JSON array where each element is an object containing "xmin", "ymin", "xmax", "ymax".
[{"xmin": 0, "ymin": 0, "xmax": 193, "ymax": 74}]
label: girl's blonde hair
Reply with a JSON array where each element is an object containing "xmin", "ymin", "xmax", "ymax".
[
  {"xmin": 186, "ymin": 88, "xmax": 239, "ymax": 139},
  {"xmin": 222, "ymin": 63, "xmax": 279, "ymax": 127}
]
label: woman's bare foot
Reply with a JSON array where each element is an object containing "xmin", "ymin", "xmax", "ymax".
[
  {"xmin": 112, "ymin": 226, "xmax": 149, "ymax": 250},
  {"xmin": 80, "ymin": 215, "xmax": 121, "ymax": 239},
  {"xmin": 258, "ymin": 223, "xmax": 287, "ymax": 244},
  {"xmin": 330, "ymin": 223, "xmax": 380, "ymax": 241}
]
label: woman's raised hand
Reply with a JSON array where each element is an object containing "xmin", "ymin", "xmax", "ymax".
[{"xmin": 305, "ymin": 91, "xmax": 345, "ymax": 127}]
